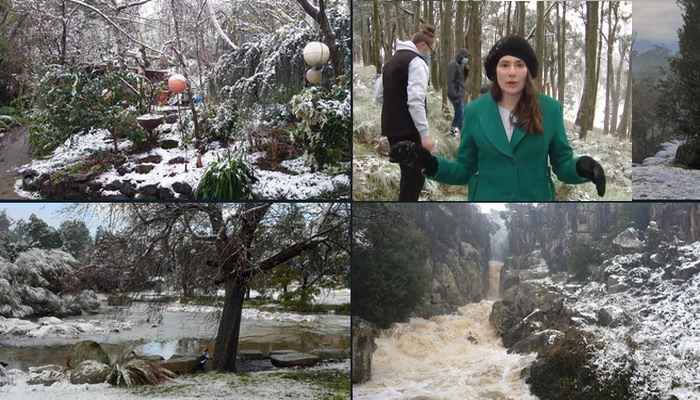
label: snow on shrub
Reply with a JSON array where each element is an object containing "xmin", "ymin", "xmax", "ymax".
[{"xmin": 290, "ymin": 76, "xmax": 350, "ymax": 170}]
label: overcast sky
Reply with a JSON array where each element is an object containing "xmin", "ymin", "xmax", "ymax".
[{"xmin": 634, "ymin": 0, "xmax": 682, "ymax": 53}]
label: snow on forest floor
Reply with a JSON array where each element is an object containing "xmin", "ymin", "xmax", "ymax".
[
  {"xmin": 0, "ymin": 360, "xmax": 350, "ymax": 400},
  {"xmin": 351, "ymin": 64, "xmax": 632, "ymax": 201},
  {"xmin": 633, "ymin": 140, "xmax": 700, "ymax": 199},
  {"xmin": 566, "ymin": 241, "xmax": 700, "ymax": 399},
  {"xmin": 12, "ymin": 127, "xmax": 349, "ymax": 200}
]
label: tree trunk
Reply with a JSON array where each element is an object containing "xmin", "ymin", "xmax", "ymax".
[
  {"xmin": 557, "ymin": 1, "xmax": 566, "ymax": 104},
  {"xmin": 611, "ymin": 40, "xmax": 626, "ymax": 137},
  {"xmin": 413, "ymin": 1, "xmax": 421, "ymax": 31},
  {"xmin": 516, "ymin": 1, "xmax": 526, "ymax": 36},
  {"xmin": 455, "ymin": 0, "xmax": 466, "ymax": 49},
  {"xmin": 382, "ymin": 1, "xmax": 392, "ymax": 62},
  {"xmin": 604, "ymin": 2, "xmax": 618, "ymax": 136},
  {"xmin": 428, "ymin": 1, "xmax": 438, "ymax": 91},
  {"xmin": 467, "ymin": 0, "xmax": 481, "ymax": 101},
  {"xmin": 212, "ymin": 278, "xmax": 247, "ymax": 372},
  {"xmin": 440, "ymin": 0, "xmax": 453, "ymax": 113},
  {"xmin": 575, "ymin": 1, "xmax": 598, "ymax": 140},
  {"xmin": 506, "ymin": 1, "xmax": 512, "ymax": 35},
  {"xmin": 372, "ymin": 1, "xmax": 381, "ymax": 73},
  {"xmin": 535, "ymin": 1, "xmax": 545, "ymax": 89},
  {"xmin": 617, "ymin": 51, "xmax": 632, "ymax": 138}
]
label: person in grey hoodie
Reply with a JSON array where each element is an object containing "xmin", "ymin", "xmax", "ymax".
[
  {"xmin": 375, "ymin": 25, "xmax": 437, "ymax": 201},
  {"xmin": 446, "ymin": 48, "xmax": 470, "ymax": 136}
]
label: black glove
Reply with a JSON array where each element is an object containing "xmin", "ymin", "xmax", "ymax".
[
  {"xmin": 576, "ymin": 156, "xmax": 606, "ymax": 197},
  {"xmin": 388, "ymin": 140, "xmax": 438, "ymax": 176}
]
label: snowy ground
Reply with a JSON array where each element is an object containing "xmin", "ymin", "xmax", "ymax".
[
  {"xmin": 13, "ymin": 126, "xmax": 349, "ymax": 200},
  {"xmin": 352, "ymin": 64, "xmax": 632, "ymax": 201},
  {"xmin": 567, "ymin": 241, "xmax": 700, "ymax": 399},
  {"xmin": 0, "ymin": 359, "xmax": 350, "ymax": 400},
  {"xmin": 633, "ymin": 140, "xmax": 700, "ymax": 199}
]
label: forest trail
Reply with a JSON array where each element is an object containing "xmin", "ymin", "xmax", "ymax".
[{"xmin": 0, "ymin": 126, "xmax": 31, "ymax": 199}]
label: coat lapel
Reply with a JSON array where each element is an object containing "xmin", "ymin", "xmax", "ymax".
[
  {"xmin": 510, "ymin": 124, "xmax": 526, "ymax": 151},
  {"xmin": 479, "ymin": 94, "xmax": 513, "ymax": 158}
]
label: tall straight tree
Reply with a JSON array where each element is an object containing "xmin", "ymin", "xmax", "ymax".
[
  {"xmin": 516, "ymin": 1, "xmax": 526, "ymax": 36},
  {"xmin": 535, "ymin": 1, "xmax": 545, "ymax": 90},
  {"xmin": 603, "ymin": 2, "xmax": 619, "ymax": 135},
  {"xmin": 371, "ymin": 0, "xmax": 381, "ymax": 72},
  {"xmin": 669, "ymin": 0, "xmax": 700, "ymax": 139},
  {"xmin": 440, "ymin": 0, "xmax": 453, "ymax": 112},
  {"xmin": 557, "ymin": 1, "xmax": 566, "ymax": 104},
  {"xmin": 467, "ymin": 0, "xmax": 481, "ymax": 101},
  {"xmin": 575, "ymin": 0, "xmax": 598, "ymax": 140},
  {"xmin": 455, "ymin": 0, "xmax": 466, "ymax": 49}
]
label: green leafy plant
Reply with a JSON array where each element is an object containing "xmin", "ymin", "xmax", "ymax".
[
  {"xmin": 289, "ymin": 75, "xmax": 350, "ymax": 170},
  {"xmin": 29, "ymin": 64, "xmax": 140, "ymax": 156},
  {"xmin": 194, "ymin": 152, "xmax": 256, "ymax": 200},
  {"xmin": 107, "ymin": 352, "xmax": 176, "ymax": 387}
]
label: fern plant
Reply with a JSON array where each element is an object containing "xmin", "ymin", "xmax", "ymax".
[
  {"xmin": 194, "ymin": 152, "xmax": 256, "ymax": 200},
  {"xmin": 106, "ymin": 352, "xmax": 176, "ymax": 387}
]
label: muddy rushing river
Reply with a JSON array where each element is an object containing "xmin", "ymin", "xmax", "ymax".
[
  {"xmin": 0, "ymin": 302, "xmax": 350, "ymax": 371},
  {"xmin": 354, "ymin": 300, "xmax": 538, "ymax": 400}
]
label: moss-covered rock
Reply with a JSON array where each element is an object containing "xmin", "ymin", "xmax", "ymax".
[
  {"xmin": 66, "ymin": 340, "xmax": 110, "ymax": 369},
  {"xmin": 674, "ymin": 139, "xmax": 700, "ymax": 168}
]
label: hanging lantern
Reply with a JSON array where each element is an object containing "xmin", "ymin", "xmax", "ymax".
[
  {"xmin": 303, "ymin": 42, "xmax": 330, "ymax": 66},
  {"xmin": 306, "ymin": 67, "xmax": 323, "ymax": 84},
  {"xmin": 168, "ymin": 74, "xmax": 187, "ymax": 94}
]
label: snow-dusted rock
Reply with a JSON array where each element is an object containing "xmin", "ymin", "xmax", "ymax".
[
  {"xmin": 508, "ymin": 329, "xmax": 565, "ymax": 355},
  {"xmin": 612, "ymin": 228, "xmax": 645, "ymax": 254},
  {"xmin": 66, "ymin": 341, "xmax": 110, "ymax": 369},
  {"xmin": 27, "ymin": 369, "xmax": 64, "ymax": 386},
  {"xmin": 269, "ymin": 352, "xmax": 318, "ymax": 368},
  {"xmin": 69, "ymin": 360, "xmax": 110, "ymax": 385}
]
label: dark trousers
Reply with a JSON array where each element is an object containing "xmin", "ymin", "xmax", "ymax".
[
  {"xmin": 387, "ymin": 134, "xmax": 425, "ymax": 201},
  {"xmin": 451, "ymin": 98, "xmax": 464, "ymax": 129}
]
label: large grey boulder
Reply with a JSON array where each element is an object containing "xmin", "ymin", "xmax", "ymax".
[
  {"xmin": 69, "ymin": 360, "xmax": 110, "ymax": 384},
  {"xmin": 612, "ymin": 228, "xmax": 645, "ymax": 255},
  {"xmin": 489, "ymin": 300, "xmax": 519, "ymax": 335},
  {"xmin": 352, "ymin": 317, "xmax": 378, "ymax": 384},
  {"xmin": 66, "ymin": 341, "xmax": 110, "ymax": 369},
  {"xmin": 270, "ymin": 352, "xmax": 319, "ymax": 368},
  {"xmin": 0, "ymin": 364, "xmax": 11, "ymax": 386},
  {"xmin": 238, "ymin": 350, "xmax": 266, "ymax": 360}
]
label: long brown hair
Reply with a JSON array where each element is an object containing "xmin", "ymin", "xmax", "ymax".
[{"xmin": 490, "ymin": 74, "xmax": 543, "ymax": 135}]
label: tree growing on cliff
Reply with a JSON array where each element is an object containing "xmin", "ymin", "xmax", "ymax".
[{"xmin": 352, "ymin": 204, "xmax": 430, "ymax": 329}]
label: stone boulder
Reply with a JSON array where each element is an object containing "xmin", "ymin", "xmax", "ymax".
[
  {"xmin": 612, "ymin": 228, "xmax": 645, "ymax": 255},
  {"xmin": 352, "ymin": 316, "xmax": 378, "ymax": 384},
  {"xmin": 489, "ymin": 300, "xmax": 519, "ymax": 335},
  {"xmin": 158, "ymin": 356, "xmax": 198, "ymax": 374},
  {"xmin": 0, "ymin": 364, "xmax": 10, "ymax": 386},
  {"xmin": 674, "ymin": 139, "xmax": 700, "ymax": 168},
  {"xmin": 269, "ymin": 352, "xmax": 319, "ymax": 368},
  {"xmin": 310, "ymin": 349, "xmax": 350, "ymax": 360},
  {"xmin": 69, "ymin": 360, "xmax": 110, "ymax": 384},
  {"xmin": 509, "ymin": 330, "xmax": 565, "ymax": 355},
  {"xmin": 66, "ymin": 341, "xmax": 110, "ymax": 369}
]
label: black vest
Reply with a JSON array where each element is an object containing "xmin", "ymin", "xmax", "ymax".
[{"xmin": 381, "ymin": 50, "xmax": 424, "ymax": 138}]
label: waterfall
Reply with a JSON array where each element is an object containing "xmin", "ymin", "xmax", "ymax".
[
  {"xmin": 488, "ymin": 261, "xmax": 504, "ymax": 300},
  {"xmin": 354, "ymin": 300, "xmax": 539, "ymax": 400}
]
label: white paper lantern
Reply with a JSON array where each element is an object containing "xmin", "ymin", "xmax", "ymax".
[
  {"xmin": 303, "ymin": 42, "xmax": 330, "ymax": 66},
  {"xmin": 306, "ymin": 67, "xmax": 323, "ymax": 84}
]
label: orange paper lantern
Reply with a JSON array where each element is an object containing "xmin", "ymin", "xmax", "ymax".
[{"xmin": 168, "ymin": 74, "xmax": 187, "ymax": 94}]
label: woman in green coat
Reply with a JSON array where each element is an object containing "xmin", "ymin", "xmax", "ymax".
[{"xmin": 389, "ymin": 35, "xmax": 606, "ymax": 201}]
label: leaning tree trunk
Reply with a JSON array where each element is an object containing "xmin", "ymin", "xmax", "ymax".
[{"xmin": 212, "ymin": 277, "xmax": 248, "ymax": 372}]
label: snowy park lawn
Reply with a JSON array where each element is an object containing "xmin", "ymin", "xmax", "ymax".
[
  {"xmin": 352, "ymin": 64, "xmax": 632, "ymax": 201},
  {"xmin": 14, "ymin": 126, "xmax": 349, "ymax": 200},
  {"xmin": 0, "ymin": 360, "xmax": 350, "ymax": 400}
]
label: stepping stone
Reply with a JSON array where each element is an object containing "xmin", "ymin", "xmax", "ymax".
[
  {"xmin": 270, "ymin": 352, "xmax": 319, "ymax": 368},
  {"xmin": 238, "ymin": 350, "xmax": 265, "ymax": 360}
]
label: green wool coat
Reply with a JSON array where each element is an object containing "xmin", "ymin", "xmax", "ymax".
[{"xmin": 430, "ymin": 93, "xmax": 589, "ymax": 201}]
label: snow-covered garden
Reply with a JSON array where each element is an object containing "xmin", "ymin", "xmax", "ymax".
[{"xmin": 0, "ymin": 0, "xmax": 350, "ymax": 200}]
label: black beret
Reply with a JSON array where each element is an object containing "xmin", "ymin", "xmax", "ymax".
[{"xmin": 483, "ymin": 35, "xmax": 538, "ymax": 81}]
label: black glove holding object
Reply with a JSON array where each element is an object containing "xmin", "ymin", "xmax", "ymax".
[
  {"xmin": 576, "ymin": 155, "xmax": 606, "ymax": 197},
  {"xmin": 388, "ymin": 141, "xmax": 439, "ymax": 176}
]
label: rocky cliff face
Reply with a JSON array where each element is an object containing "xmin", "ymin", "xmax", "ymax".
[{"xmin": 407, "ymin": 204, "xmax": 491, "ymax": 318}]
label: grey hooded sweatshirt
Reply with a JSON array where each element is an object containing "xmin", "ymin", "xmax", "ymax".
[{"xmin": 446, "ymin": 48, "xmax": 470, "ymax": 101}]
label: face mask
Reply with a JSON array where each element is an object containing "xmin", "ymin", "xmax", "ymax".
[
  {"xmin": 461, "ymin": 57, "xmax": 469, "ymax": 65},
  {"xmin": 422, "ymin": 54, "xmax": 431, "ymax": 63}
]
